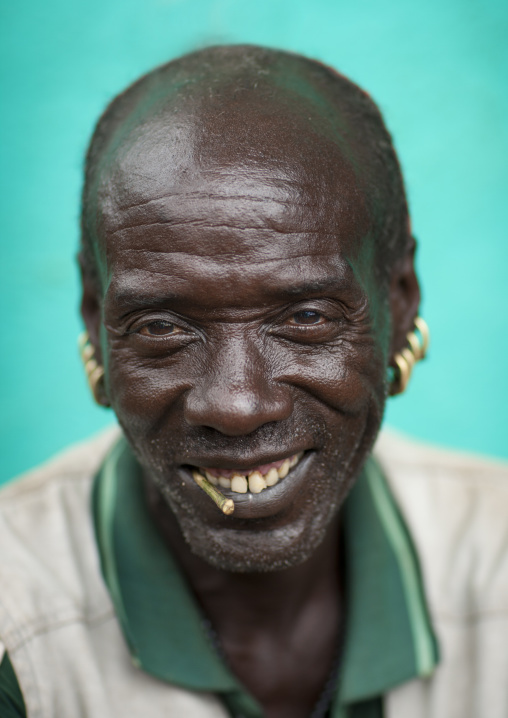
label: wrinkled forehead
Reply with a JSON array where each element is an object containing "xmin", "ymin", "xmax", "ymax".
[{"xmin": 91, "ymin": 82, "xmax": 372, "ymax": 267}]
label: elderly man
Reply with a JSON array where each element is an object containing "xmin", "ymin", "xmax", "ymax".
[{"xmin": 0, "ymin": 46, "xmax": 507, "ymax": 718}]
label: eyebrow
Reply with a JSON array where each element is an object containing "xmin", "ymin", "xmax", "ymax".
[
  {"xmin": 106, "ymin": 289, "xmax": 179, "ymax": 313},
  {"xmin": 108, "ymin": 277, "xmax": 347, "ymax": 308},
  {"xmin": 104, "ymin": 258, "xmax": 358, "ymax": 318},
  {"xmin": 274, "ymin": 279, "xmax": 342, "ymax": 298}
]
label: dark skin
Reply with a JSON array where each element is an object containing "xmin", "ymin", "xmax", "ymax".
[{"xmin": 81, "ymin": 60, "xmax": 420, "ymax": 718}]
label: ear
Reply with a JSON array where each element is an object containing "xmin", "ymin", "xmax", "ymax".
[
  {"xmin": 388, "ymin": 238, "xmax": 421, "ymax": 361},
  {"xmin": 79, "ymin": 256, "xmax": 111, "ymax": 407},
  {"xmin": 78, "ymin": 254, "xmax": 105, "ymax": 368}
]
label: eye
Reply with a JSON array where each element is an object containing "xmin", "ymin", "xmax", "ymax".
[
  {"xmin": 288, "ymin": 310, "xmax": 325, "ymax": 326},
  {"xmin": 137, "ymin": 320, "xmax": 182, "ymax": 337}
]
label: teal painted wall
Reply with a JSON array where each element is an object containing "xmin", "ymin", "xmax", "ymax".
[{"xmin": 1, "ymin": 0, "xmax": 507, "ymax": 483}]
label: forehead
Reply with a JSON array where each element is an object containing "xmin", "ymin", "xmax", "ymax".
[
  {"xmin": 93, "ymin": 85, "xmax": 375, "ymax": 298},
  {"xmin": 100, "ymin": 185, "xmax": 374, "ymax": 324}
]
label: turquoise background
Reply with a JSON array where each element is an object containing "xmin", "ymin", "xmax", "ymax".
[{"xmin": 1, "ymin": 0, "xmax": 507, "ymax": 484}]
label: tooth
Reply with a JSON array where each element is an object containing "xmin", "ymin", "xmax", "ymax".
[
  {"xmin": 248, "ymin": 471, "xmax": 266, "ymax": 494},
  {"xmin": 278, "ymin": 459, "xmax": 290, "ymax": 479},
  {"xmin": 265, "ymin": 468, "xmax": 279, "ymax": 486},
  {"xmin": 218, "ymin": 476, "xmax": 231, "ymax": 489},
  {"xmin": 205, "ymin": 471, "xmax": 219, "ymax": 486},
  {"xmin": 231, "ymin": 474, "xmax": 248, "ymax": 493},
  {"xmin": 289, "ymin": 455, "xmax": 299, "ymax": 468}
]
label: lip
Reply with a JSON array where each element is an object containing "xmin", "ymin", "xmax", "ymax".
[
  {"xmin": 180, "ymin": 450, "xmax": 314, "ymax": 520},
  {"xmin": 182, "ymin": 448, "xmax": 308, "ymax": 474}
]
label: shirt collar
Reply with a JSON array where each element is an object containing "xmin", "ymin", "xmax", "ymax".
[
  {"xmin": 92, "ymin": 438, "xmax": 240, "ymax": 691},
  {"xmin": 92, "ymin": 436, "xmax": 438, "ymax": 712},
  {"xmin": 338, "ymin": 457, "xmax": 439, "ymax": 704}
]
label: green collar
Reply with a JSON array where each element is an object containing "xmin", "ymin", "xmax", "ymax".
[
  {"xmin": 339, "ymin": 458, "xmax": 438, "ymax": 704},
  {"xmin": 92, "ymin": 437, "xmax": 438, "ymax": 717}
]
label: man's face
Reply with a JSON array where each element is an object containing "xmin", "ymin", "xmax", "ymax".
[{"xmin": 91, "ymin": 112, "xmax": 392, "ymax": 573}]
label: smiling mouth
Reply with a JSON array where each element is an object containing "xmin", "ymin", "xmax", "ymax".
[{"xmin": 189, "ymin": 452, "xmax": 304, "ymax": 495}]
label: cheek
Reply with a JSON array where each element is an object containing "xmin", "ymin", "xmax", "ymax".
[
  {"xmin": 105, "ymin": 344, "xmax": 194, "ymax": 433},
  {"xmin": 273, "ymin": 341, "xmax": 386, "ymax": 415}
]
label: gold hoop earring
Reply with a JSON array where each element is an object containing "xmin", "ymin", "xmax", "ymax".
[
  {"xmin": 78, "ymin": 331, "xmax": 108, "ymax": 406},
  {"xmin": 389, "ymin": 317, "xmax": 430, "ymax": 396}
]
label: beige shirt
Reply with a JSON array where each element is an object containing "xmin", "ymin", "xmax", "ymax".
[{"xmin": 0, "ymin": 428, "xmax": 507, "ymax": 718}]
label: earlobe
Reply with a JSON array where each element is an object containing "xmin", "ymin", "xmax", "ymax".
[
  {"xmin": 78, "ymin": 331, "xmax": 110, "ymax": 407},
  {"xmin": 79, "ymin": 256, "xmax": 103, "ymax": 362},
  {"xmin": 388, "ymin": 238, "xmax": 421, "ymax": 359},
  {"xmin": 78, "ymin": 257, "xmax": 110, "ymax": 407},
  {"xmin": 388, "ymin": 317, "xmax": 430, "ymax": 395},
  {"xmin": 387, "ymin": 239, "xmax": 429, "ymax": 396}
]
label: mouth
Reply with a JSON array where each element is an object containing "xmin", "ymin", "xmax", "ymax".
[{"xmin": 186, "ymin": 452, "xmax": 305, "ymax": 496}]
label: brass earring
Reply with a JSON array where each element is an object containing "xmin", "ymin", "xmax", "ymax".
[
  {"xmin": 390, "ymin": 317, "xmax": 429, "ymax": 396},
  {"xmin": 78, "ymin": 331, "xmax": 108, "ymax": 406}
]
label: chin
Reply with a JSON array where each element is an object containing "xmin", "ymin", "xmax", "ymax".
[
  {"xmin": 160, "ymin": 471, "xmax": 348, "ymax": 573},
  {"xmin": 180, "ymin": 514, "xmax": 333, "ymax": 573}
]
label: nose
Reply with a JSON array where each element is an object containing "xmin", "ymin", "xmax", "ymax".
[{"xmin": 184, "ymin": 335, "xmax": 293, "ymax": 436}]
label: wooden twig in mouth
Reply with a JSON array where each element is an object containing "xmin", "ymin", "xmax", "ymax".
[{"xmin": 192, "ymin": 470, "xmax": 235, "ymax": 515}]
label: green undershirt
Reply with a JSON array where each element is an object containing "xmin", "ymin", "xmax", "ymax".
[
  {"xmin": 0, "ymin": 652, "xmax": 25, "ymax": 718},
  {"xmin": 0, "ymin": 437, "xmax": 439, "ymax": 718}
]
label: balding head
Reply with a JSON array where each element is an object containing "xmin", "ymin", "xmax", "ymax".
[{"xmin": 80, "ymin": 45, "xmax": 410, "ymax": 291}]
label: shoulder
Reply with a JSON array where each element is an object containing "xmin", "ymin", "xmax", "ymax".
[
  {"xmin": 373, "ymin": 429, "xmax": 508, "ymax": 535},
  {"xmin": 373, "ymin": 429, "xmax": 508, "ymax": 619},
  {"xmin": 0, "ymin": 427, "xmax": 121, "ymax": 654},
  {"xmin": 0, "ymin": 423, "xmax": 121, "ymax": 566},
  {"xmin": 374, "ymin": 429, "xmax": 508, "ymax": 485},
  {"xmin": 0, "ymin": 425, "xmax": 121, "ymax": 509}
]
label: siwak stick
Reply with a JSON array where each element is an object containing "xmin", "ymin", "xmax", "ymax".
[{"xmin": 192, "ymin": 471, "xmax": 235, "ymax": 515}]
